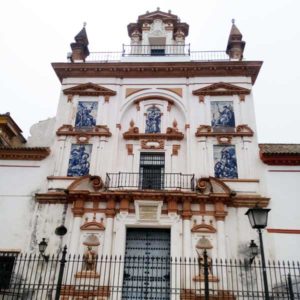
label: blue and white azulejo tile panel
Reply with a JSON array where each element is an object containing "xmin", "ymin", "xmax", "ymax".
[
  {"xmin": 211, "ymin": 101, "xmax": 235, "ymax": 130},
  {"xmin": 213, "ymin": 145, "xmax": 238, "ymax": 179},
  {"xmin": 75, "ymin": 101, "xmax": 98, "ymax": 128},
  {"xmin": 67, "ymin": 144, "xmax": 92, "ymax": 177},
  {"xmin": 145, "ymin": 106, "xmax": 161, "ymax": 133}
]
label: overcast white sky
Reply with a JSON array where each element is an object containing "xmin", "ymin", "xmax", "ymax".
[{"xmin": 0, "ymin": 0, "xmax": 299, "ymax": 142}]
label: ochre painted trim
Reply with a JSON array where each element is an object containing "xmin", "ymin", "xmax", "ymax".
[
  {"xmin": 47, "ymin": 176, "xmax": 80, "ymax": 180},
  {"xmin": 0, "ymin": 164, "xmax": 40, "ymax": 168},
  {"xmin": 268, "ymin": 170, "xmax": 300, "ymax": 172},
  {"xmin": 222, "ymin": 179, "xmax": 259, "ymax": 183},
  {"xmin": 267, "ymin": 228, "xmax": 300, "ymax": 234},
  {"xmin": 125, "ymin": 88, "xmax": 150, "ymax": 98}
]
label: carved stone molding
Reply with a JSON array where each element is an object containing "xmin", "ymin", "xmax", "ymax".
[
  {"xmin": 90, "ymin": 176, "xmax": 104, "ymax": 191},
  {"xmin": 141, "ymin": 139, "xmax": 164, "ymax": 150},
  {"xmin": 0, "ymin": 147, "xmax": 50, "ymax": 161},
  {"xmin": 192, "ymin": 82, "xmax": 251, "ymax": 102},
  {"xmin": 172, "ymin": 145, "xmax": 181, "ymax": 156},
  {"xmin": 195, "ymin": 124, "xmax": 253, "ymax": 137},
  {"xmin": 259, "ymin": 144, "xmax": 300, "ymax": 165},
  {"xmin": 53, "ymin": 61, "xmax": 262, "ymax": 85},
  {"xmin": 217, "ymin": 136, "xmax": 232, "ymax": 144},
  {"xmin": 63, "ymin": 82, "xmax": 116, "ymax": 101},
  {"xmin": 191, "ymin": 218, "xmax": 217, "ymax": 233},
  {"xmin": 123, "ymin": 120, "xmax": 184, "ymax": 140},
  {"xmin": 56, "ymin": 124, "xmax": 112, "ymax": 138},
  {"xmin": 80, "ymin": 215, "xmax": 105, "ymax": 231},
  {"xmin": 126, "ymin": 144, "xmax": 133, "ymax": 155}
]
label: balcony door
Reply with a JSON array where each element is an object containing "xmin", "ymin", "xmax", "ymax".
[
  {"xmin": 122, "ymin": 228, "xmax": 171, "ymax": 300},
  {"xmin": 139, "ymin": 152, "xmax": 165, "ymax": 190}
]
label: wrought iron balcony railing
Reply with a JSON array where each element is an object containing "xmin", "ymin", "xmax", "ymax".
[
  {"xmin": 85, "ymin": 49, "xmax": 230, "ymax": 62},
  {"xmin": 1, "ymin": 252, "xmax": 299, "ymax": 299},
  {"xmin": 122, "ymin": 44, "xmax": 191, "ymax": 56},
  {"xmin": 105, "ymin": 172, "xmax": 195, "ymax": 191}
]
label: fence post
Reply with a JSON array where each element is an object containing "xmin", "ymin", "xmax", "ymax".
[
  {"xmin": 55, "ymin": 245, "xmax": 67, "ymax": 300},
  {"xmin": 203, "ymin": 249, "xmax": 209, "ymax": 300},
  {"xmin": 287, "ymin": 273, "xmax": 294, "ymax": 300}
]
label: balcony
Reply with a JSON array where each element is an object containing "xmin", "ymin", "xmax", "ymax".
[
  {"xmin": 85, "ymin": 46, "xmax": 229, "ymax": 62},
  {"xmin": 105, "ymin": 172, "xmax": 195, "ymax": 191}
]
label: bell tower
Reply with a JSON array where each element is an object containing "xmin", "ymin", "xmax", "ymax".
[{"xmin": 127, "ymin": 8, "xmax": 189, "ymax": 56}]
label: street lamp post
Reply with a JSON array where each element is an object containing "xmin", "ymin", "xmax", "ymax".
[
  {"xmin": 245, "ymin": 207, "xmax": 271, "ymax": 300},
  {"xmin": 196, "ymin": 236, "xmax": 213, "ymax": 300}
]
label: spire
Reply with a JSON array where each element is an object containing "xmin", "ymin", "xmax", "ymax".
[
  {"xmin": 70, "ymin": 24, "xmax": 90, "ymax": 62},
  {"xmin": 226, "ymin": 20, "xmax": 245, "ymax": 60}
]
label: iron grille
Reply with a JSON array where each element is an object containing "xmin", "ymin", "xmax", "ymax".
[{"xmin": 140, "ymin": 153, "xmax": 165, "ymax": 190}]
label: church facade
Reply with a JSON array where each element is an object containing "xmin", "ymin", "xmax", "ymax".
[{"xmin": 0, "ymin": 9, "xmax": 299, "ymax": 299}]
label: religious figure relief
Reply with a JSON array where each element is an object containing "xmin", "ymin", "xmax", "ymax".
[
  {"xmin": 83, "ymin": 246, "xmax": 97, "ymax": 271},
  {"xmin": 213, "ymin": 145, "xmax": 238, "ymax": 179},
  {"xmin": 67, "ymin": 144, "xmax": 92, "ymax": 176},
  {"xmin": 198, "ymin": 254, "xmax": 213, "ymax": 276},
  {"xmin": 145, "ymin": 106, "xmax": 161, "ymax": 133},
  {"xmin": 211, "ymin": 101, "xmax": 235, "ymax": 131},
  {"xmin": 75, "ymin": 101, "xmax": 98, "ymax": 129}
]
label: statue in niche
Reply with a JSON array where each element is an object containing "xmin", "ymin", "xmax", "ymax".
[
  {"xmin": 198, "ymin": 253, "xmax": 213, "ymax": 276},
  {"xmin": 214, "ymin": 145, "xmax": 238, "ymax": 179},
  {"xmin": 145, "ymin": 106, "xmax": 161, "ymax": 133},
  {"xmin": 83, "ymin": 246, "xmax": 97, "ymax": 271},
  {"xmin": 67, "ymin": 144, "xmax": 91, "ymax": 176},
  {"xmin": 75, "ymin": 101, "xmax": 98, "ymax": 128}
]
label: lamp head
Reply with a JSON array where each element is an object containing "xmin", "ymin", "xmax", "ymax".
[
  {"xmin": 38, "ymin": 238, "xmax": 48, "ymax": 254},
  {"xmin": 245, "ymin": 206, "xmax": 271, "ymax": 229}
]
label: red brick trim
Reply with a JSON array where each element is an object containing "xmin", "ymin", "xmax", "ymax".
[{"xmin": 267, "ymin": 228, "xmax": 300, "ymax": 234}]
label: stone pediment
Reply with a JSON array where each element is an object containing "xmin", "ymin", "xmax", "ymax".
[
  {"xmin": 196, "ymin": 177, "xmax": 232, "ymax": 195},
  {"xmin": 63, "ymin": 83, "xmax": 116, "ymax": 100},
  {"xmin": 193, "ymin": 82, "xmax": 251, "ymax": 101},
  {"xmin": 68, "ymin": 175, "xmax": 104, "ymax": 192}
]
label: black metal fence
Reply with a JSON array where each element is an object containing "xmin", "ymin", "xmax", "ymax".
[
  {"xmin": 105, "ymin": 172, "xmax": 195, "ymax": 191},
  {"xmin": 1, "ymin": 251, "xmax": 299, "ymax": 300},
  {"xmin": 122, "ymin": 44, "xmax": 191, "ymax": 56}
]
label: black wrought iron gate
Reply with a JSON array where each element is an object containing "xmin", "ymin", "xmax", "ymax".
[{"xmin": 122, "ymin": 228, "xmax": 171, "ymax": 300}]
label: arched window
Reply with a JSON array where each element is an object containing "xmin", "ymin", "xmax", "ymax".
[{"xmin": 145, "ymin": 106, "xmax": 161, "ymax": 133}]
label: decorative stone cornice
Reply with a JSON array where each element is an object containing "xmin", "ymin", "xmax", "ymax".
[
  {"xmin": 259, "ymin": 143, "xmax": 300, "ymax": 165},
  {"xmin": 195, "ymin": 124, "xmax": 253, "ymax": 138},
  {"xmin": 56, "ymin": 124, "xmax": 112, "ymax": 138},
  {"xmin": 52, "ymin": 61, "xmax": 263, "ymax": 84},
  {"xmin": 192, "ymin": 82, "xmax": 250, "ymax": 101},
  {"xmin": 63, "ymin": 82, "xmax": 116, "ymax": 101},
  {"xmin": 0, "ymin": 113, "xmax": 26, "ymax": 147},
  {"xmin": 0, "ymin": 147, "xmax": 50, "ymax": 161}
]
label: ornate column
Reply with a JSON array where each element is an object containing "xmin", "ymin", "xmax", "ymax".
[
  {"xmin": 182, "ymin": 197, "xmax": 193, "ymax": 289},
  {"xmin": 69, "ymin": 197, "xmax": 85, "ymax": 254},
  {"xmin": 182, "ymin": 197, "xmax": 192, "ymax": 258},
  {"xmin": 214, "ymin": 200, "xmax": 227, "ymax": 259},
  {"xmin": 103, "ymin": 197, "xmax": 116, "ymax": 257}
]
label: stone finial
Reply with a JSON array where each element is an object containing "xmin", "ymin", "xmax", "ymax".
[
  {"xmin": 226, "ymin": 20, "xmax": 245, "ymax": 61},
  {"xmin": 70, "ymin": 25, "xmax": 90, "ymax": 62}
]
